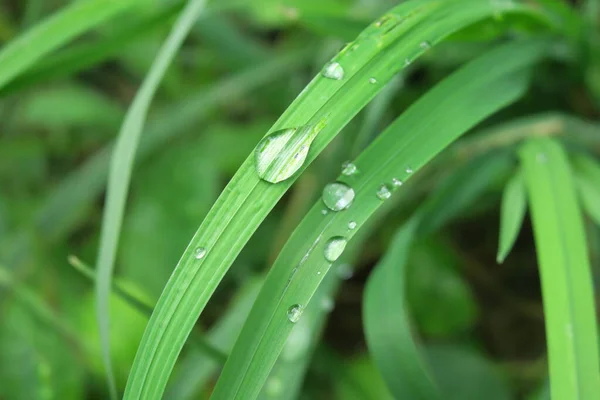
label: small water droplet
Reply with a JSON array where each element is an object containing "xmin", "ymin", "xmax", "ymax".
[
  {"xmin": 321, "ymin": 297, "xmax": 334, "ymax": 312},
  {"xmin": 348, "ymin": 221, "xmax": 357, "ymax": 230},
  {"xmin": 321, "ymin": 209, "xmax": 328, "ymax": 215},
  {"xmin": 404, "ymin": 58, "xmax": 412, "ymax": 67},
  {"xmin": 405, "ymin": 166, "xmax": 413, "ymax": 174},
  {"xmin": 255, "ymin": 124, "xmax": 323, "ymax": 183},
  {"xmin": 324, "ymin": 237, "xmax": 347, "ymax": 262},
  {"xmin": 317, "ymin": 271, "xmax": 321, "ymax": 275},
  {"xmin": 392, "ymin": 178, "xmax": 403, "ymax": 187},
  {"xmin": 376, "ymin": 185, "xmax": 392, "ymax": 200},
  {"xmin": 194, "ymin": 247, "xmax": 207, "ymax": 259},
  {"xmin": 420, "ymin": 41, "xmax": 431, "ymax": 50},
  {"xmin": 322, "ymin": 182, "xmax": 355, "ymax": 211},
  {"xmin": 287, "ymin": 304, "xmax": 303, "ymax": 323},
  {"xmin": 341, "ymin": 161, "xmax": 358, "ymax": 176},
  {"xmin": 322, "ymin": 62, "xmax": 344, "ymax": 80},
  {"xmin": 369, "ymin": 77, "xmax": 377, "ymax": 84},
  {"xmin": 336, "ymin": 263, "xmax": 354, "ymax": 280}
]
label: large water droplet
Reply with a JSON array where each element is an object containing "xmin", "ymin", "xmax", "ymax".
[
  {"xmin": 322, "ymin": 62, "xmax": 344, "ymax": 80},
  {"xmin": 255, "ymin": 124, "xmax": 323, "ymax": 183},
  {"xmin": 287, "ymin": 304, "xmax": 303, "ymax": 323},
  {"xmin": 376, "ymin": 185, "xmax": 392, "ymax": 200},
  {"xmin": 392, "ymin": 178, "xmax": 403, "ymax": 187},
  {"xmin": 194, "ymin": 247, "xmax": 207, "ymax": 259},
  {"xmin": 324, "ymin": 236, "xmax": 347, "ymax": 262},
  {"xmin": 348, "ymin": 221, "xmax": 357, "ymax": 230},
  {"xmin": 322, "ymin": 182, "xmax": 355, "ymax": 211},
  {"xmin": 341, "ymin": 161, "xmax": 358, "ymax": 176}
]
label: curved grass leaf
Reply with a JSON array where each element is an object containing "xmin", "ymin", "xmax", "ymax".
[
  {"xmin": 124, "ymin": 1, "xmax": 554, "ymax": 397},
  {"xmin": 95, "ymin": 0, "xmax": 208, "ymax": 397},
  {"xmin": 497, "ymin": 169, "xmax": 527, "ymax": 263},
  {"xmin": 519, "ymin": 138, "xmax": 600, "ymax": 400},
  {"xmin": 572, "ymin": 154, "xmax": 600, "ymax": 226},
  {"xmin": 0, "ymin": 0, "xmax": 141, "ymax": 90},
  {"xmin": 210, "ymin": 39, "xmax": 546, "ymax": 400}
]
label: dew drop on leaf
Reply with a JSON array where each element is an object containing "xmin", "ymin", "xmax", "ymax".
[
  {"xmin": 420, "ymin": 41, "xmax": 431, "ymax": 50},
  {"xmin": 322, "ymin": 182, "xmax": 355, "ymax": 211},
  {"xmin": 348, "ymin": 220, "xmax": 357, "ymax": 230},
  {"xmin": 255, "ymin": 124, "xmax": 322, "ymax": 183},
  {"xmin": 405, "ymin": 166, "xmax": 414, "ymax": 174},
  {"xmin": 392, "ymin": 178, "xmax": 403, "ymax": 187},
  {"xmin": 194, "ymin": 247, "xmax": 207, "ymax": 259},
  {"xmin": 324, "ymin": 236, "xmax": 347, "ymax": 262},
  {"xmin": 369, "ymin": 77, "xmax": 377, "ymax": 84},
  {"xmin": 376, "ymin": 185, "xmax": 392, "ymax": 200},
  {"xmin": 341, "ymin": 161, "xmax": 358, "ymax": 176},
  {"xmin": 322, "ymin": 61, "xmax": 344, "ymax": 80},
  {"xmin": 287, "ymin": 304, "xmax": 303, "ymax": 323}
]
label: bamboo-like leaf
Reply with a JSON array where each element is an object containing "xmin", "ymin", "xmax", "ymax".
[
  {"xmin": 210, "ymin": 39, "xmax": 546, "ymax": 400},
  {"xmin": 0, "ymin": 0, "xmax": 141, "ymax": 90},
  {"xmin": 497, "ymin": 169, "xmax": 527, "ymax": 263},
  {"xmin": 519, "ymin": 138, "xmax": 600, "ymax": 399},
  {"xmin": 95, "ymin": 1, "xmax": 208, "ymax": 397},
  {"xmin": 124, "ymin": 1, "xmax": 554, "ymax": 397}
]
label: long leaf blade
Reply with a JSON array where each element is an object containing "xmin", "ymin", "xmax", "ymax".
[
  {"xmin": 497, "ymin": 169, "xmax": 527, "ymax": 263},
  {"xmin": 519, "ymin": 138, "xmax": 600, "ymax": 399}
]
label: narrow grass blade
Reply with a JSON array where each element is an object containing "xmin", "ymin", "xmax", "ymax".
[
  {"xmin": 572, "ymin": 154, "xmax": 600, "ymax": 225},
  {"xmin": 210, "ymin": 40, "xmax": 545, "ymax": 400},
  {"xmin": 2, "ymin": 1, "xmax": 185, "ymax": 94},
  {"xmin": 95, "ymin": 1, "xmax": 208, "ymax": 396},
  {"xmin": 519, "ymin": 138, "xmax": 600, "ymax": 400},
  {"xmin": 0, "ymin": 0, "xmax": 141, "ymax": 90},
  {"xmin": 124, "ymin": 2, "xmax": 556, "ymax": 397},
  {"xmin": 497, "ymin": 169, "xmax": 527, "ymax": 263}
]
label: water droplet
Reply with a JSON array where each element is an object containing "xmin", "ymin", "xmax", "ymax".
[
  {"xmin": 321, "ymin": 297, "xmax": 334, "ymax": 312},
  {"xmin": 420, "ymin": 41, "xmax": 431, "ymax": 50},
  {"xmin": 369, "ymin": 77, "xmax": 377, "ymax": 84},
  {"xmin": 194, "ymin": 247, "xmax": 207, "ymax": 259},
  {"xmin": 322, "ymin": 182, "xmax": 355, "ymax": 211},
  {"xmin": 321, "ymin": 209, "xmax": 328, "ymax": 215},
  {"xmin": 336, "ymin": 263, "xmax": 354, "ymax": 280},
  {"xmin": 255, "ymin": 124, "xmax": 323, "ymax": 183},
  {"xmin": 404, "ymin": 58, "xmax": 412, "ymax": 67},
  {"xmin": 324, "ymin": 236, "xmax": 347, "ymax": 262},
  {"xmin": 287, "ymin": 304, "xmax": 303, "ymax": 323},
  {"xmin": 392, "ymin": 178, "xmax": 403, "ymax": 187},
  {"xmin": 405, "ymin": 166, "xmax": 413, "ymax": 174},
  {"xmin": 341, "ymin": 161, "xmax": 357, "ymax": 176},
  {"xmin": 376, "ymin": 185, "xmax": 392, "ymax": 200},
  {"xmin": 322, "ymin": 62, "xmax": 344, "ymax": 80},
  {"xmin": 348, "ymin": 221, "xmax": 357, "ymax": 230}
]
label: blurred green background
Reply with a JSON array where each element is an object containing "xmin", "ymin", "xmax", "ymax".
[{"xmin": 0, "ymin": 0, "xmax": 598, "ymax": 399}]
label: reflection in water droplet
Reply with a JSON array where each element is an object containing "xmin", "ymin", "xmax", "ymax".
[
  {"xmin": 321, "ymin": 297, "xmax": 334, "ymax": 312},
  {"xmin": 322, "ymin": 183, "xmax": 355, "ymax": 211},
  {"xmin": 336, "ymin": 263, "xmax": 354, "ymax": 280},
  {"xmin": 255, "ymin": 124, "xmax": 322, "ymax": 183},
  {"xmin": 405, "ymin": 166, "xmax": 413, "ymax": 174},
  {"xmin": 287, "ymin": 304, "xmax": 303, "ymax": 323},
  {"xmin": 194, "ymin": 247, "xmax": 207, "ymax": 259},
  {"xmin": 341, "ymin": 161, "xmax": 358, "ymax": 176},
  {"xmin": 348, "ymin": 221, "xmax": 357, "ymax": 230},
  {"xmin": 322, "ymin": 62, "xmax": 344, "ymax": 80},
  {"xmin": 324, "ymin": 237, "xmax": 347, "ymax": 262},
  {"xmin": 392, "ymin": 178, "xmax": 403, "ymax": 187},
  {"xmin": 369, "ymin": 77, "xmax": 377, "ymax": 84},
  {"xmin": 376, "ymin": 185, "xmax": 392, "ymax": 200}
]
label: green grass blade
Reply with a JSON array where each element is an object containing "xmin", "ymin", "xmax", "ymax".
[
  {"xmin": 123, "ymin": 2, "xmax": 555, "ymax": 398},
  {"xmin": 572, "ymin": 154, "xmax": 600, "ymax": 226},
  {"xmin": 519, "ymin": 138, "xmax": 600, "ymax": 399},
  {"xmin": 0, "ymin": 0, "xmax": 141, "ymax": 90},
  {"xmin": 2, "ymin": 1, "xmax": 185, "ymax": 94},
  {"xmin": 210, "ymin": 39, "xmax": 545, "ymax": 400},
  {"xmin": 497, "ymin": 169, "xmax": 527, "ymax": 263},
  {"xmin": 95, "ymin": 0, "xmax": 208, "ymax": 397}
]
